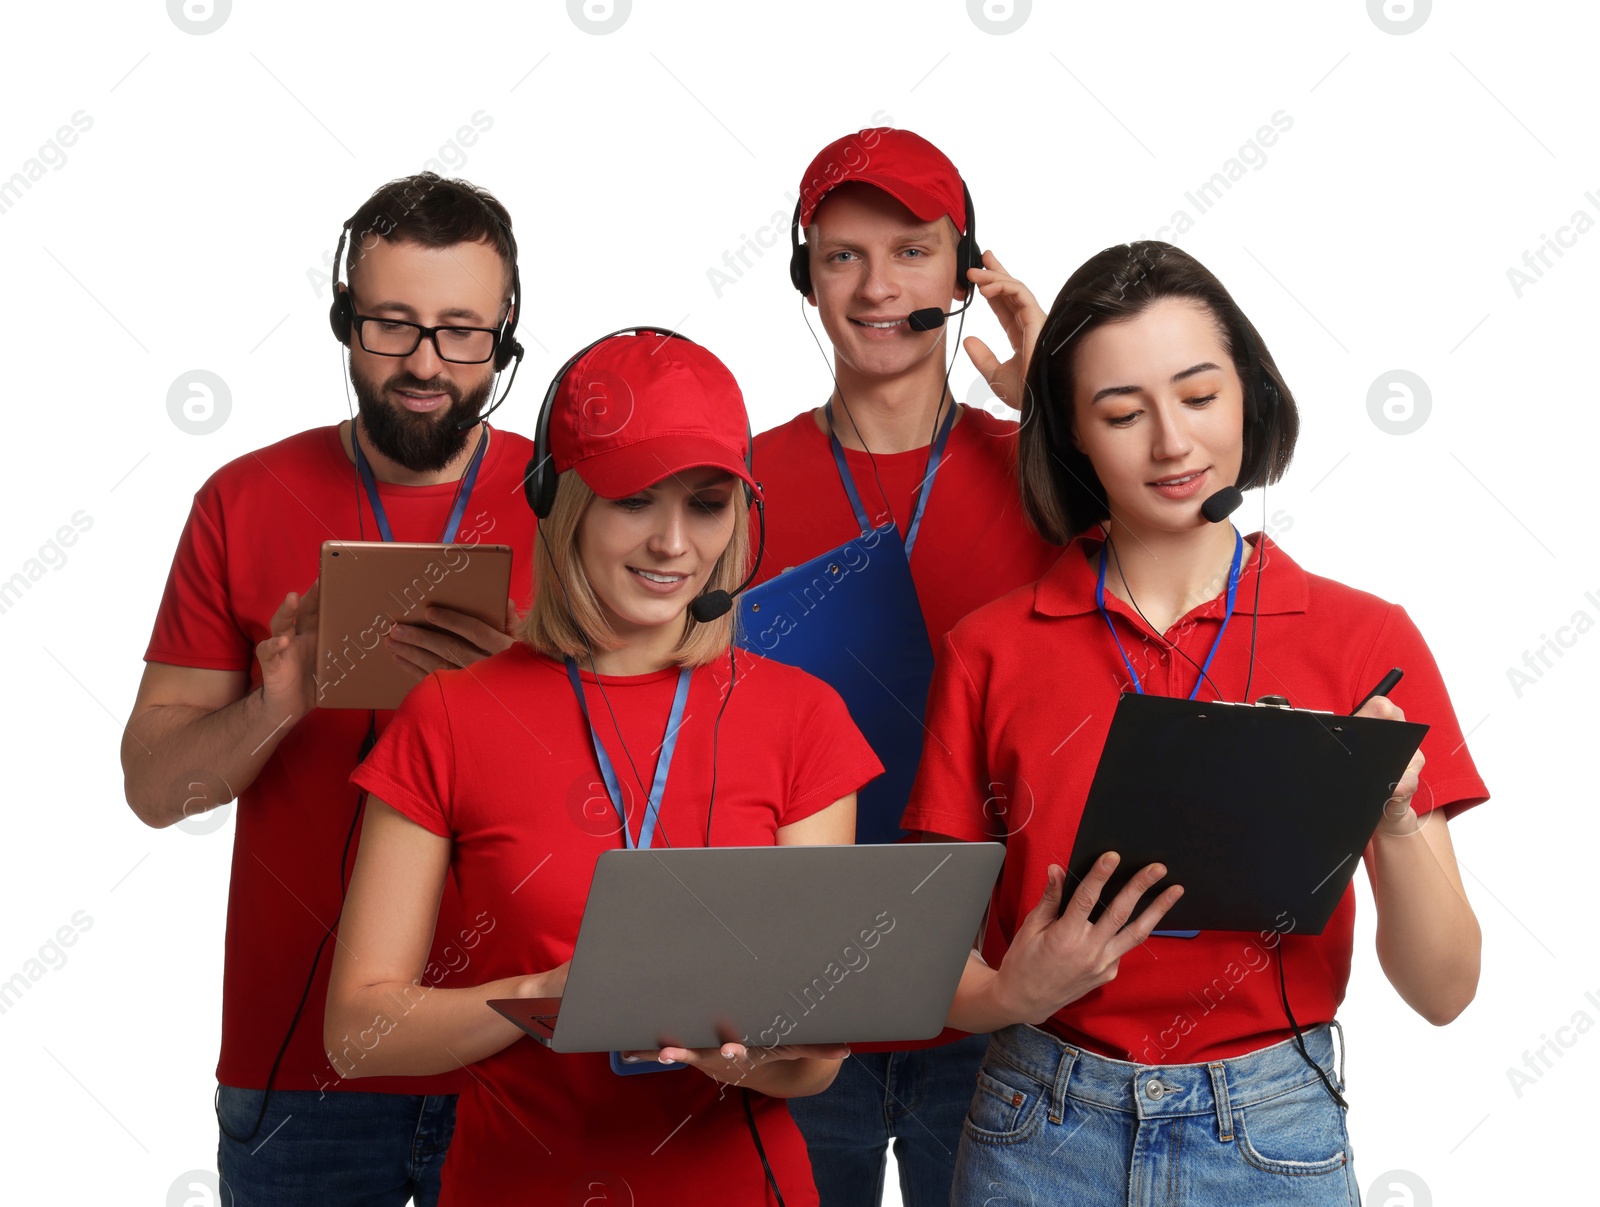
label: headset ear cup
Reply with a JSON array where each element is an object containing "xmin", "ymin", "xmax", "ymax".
[
  {"xmin": 956, "ymin": 181, "xmax": 979, "ymax": 299},
  {"xmin": 329, "ymin": 225, "xmax": 354, "ymax": 346},
  {"xmin": 494, "ymin": 336, "xmax": 523, "ymax": 373},
  {"xmin": 1260, "ymin": 375, "xmax": 1281, "ymax": 427},
  {"xmin": 957, "ymin": 236, "xmax": 978, "ymax": 298},
  {"xmin": 329, "ymin": 290, "xmax": 353, "ymax": 347},
  {"xmin": 523, "ymin": 452, "xmax": 542, "ymax": 514},
  {"xmin": 493, "ymin": 260, "xmax": 523, "ymax": 372},
  {"xmin": 527, "ymin": 450, "xmax": 558, "ymax": 519},
  {"xmin": 954, "ymin": 225, "xmax": 979, "ymax": 298},
  {"xmin": 789, "ymin": 243, "xmax": 812, "ymax": 296},
  {"xmin": 529, "ymin": 355, "xmax": 560, "ymax": 519},
  {"xmin": 1237, "ymin": 352, "xmax": 1280, "ymax": 490},
  {"xmin": 787, "ymin": 198, "xmax": 811, "ymax": 296},
  {"xmin": 1246, "ymin": 366, "xmax": 1281, "ymax": 431}
]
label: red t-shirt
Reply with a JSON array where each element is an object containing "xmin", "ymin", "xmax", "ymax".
[
  {"xmin": 751, "ymin": 405, "xmax": 1062, "ymax": 647},
  {"xmin": 143, "ymin": 423, "xmax": 538, "ymax": 1093},
  {"xmin": 902, "ymin": 533, "xmax": 1490, "ymax": 1064},
  {"xmin": 350, "ymin": 643, "xmax": 882, "ymax": 1206}
]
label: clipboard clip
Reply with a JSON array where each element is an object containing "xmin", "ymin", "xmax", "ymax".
[{"xmin": 1206, "ymin": 695, "xmax": 1335, "ymax": 716}]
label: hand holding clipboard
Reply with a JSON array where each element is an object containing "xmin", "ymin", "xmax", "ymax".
[{"xmin": 998, "ymin": 855, "xmax": 1185, "ymax": 1025}]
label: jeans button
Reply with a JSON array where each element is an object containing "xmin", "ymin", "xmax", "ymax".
[{"xmin": 1145, "ymin": 1078, "xmax": 1165, "ymax": 1101}]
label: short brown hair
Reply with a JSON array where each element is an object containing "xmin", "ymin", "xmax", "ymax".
[
  {"xmin": 1018, "ymin": 241, "xmax": 1300, "ymax": 543},
  {"xmin": 342, "ymin": 171, "xmax": 516, "ymax": 302},
  {"xmin": 520, "ymin": 471, "xmax": 751, "ymax": 667}
]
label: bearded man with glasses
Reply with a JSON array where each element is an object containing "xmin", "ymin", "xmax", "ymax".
[{"xmin": 121, "ymin": 172, "xmax": 538, "ymax": 1206}]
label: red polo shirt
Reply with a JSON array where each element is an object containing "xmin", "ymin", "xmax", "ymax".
[{"xmin": 901, "ymin": 532, "xmax": 1489, "ymax": 1064}]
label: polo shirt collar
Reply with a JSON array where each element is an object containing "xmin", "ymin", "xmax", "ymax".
[{"xmin": 1033, "ymin": 530, "xmax": 1309, "ymax": 618}]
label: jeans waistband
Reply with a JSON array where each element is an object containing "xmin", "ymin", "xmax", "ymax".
[{"xmin": 984, "ymin": 1022, "xmax": 1344, "ymax": 1135}]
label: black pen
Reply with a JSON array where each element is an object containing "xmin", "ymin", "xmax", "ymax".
[{"xmin": 1352, "ymin": 667, "xmax": 1403, "ymax": 715}]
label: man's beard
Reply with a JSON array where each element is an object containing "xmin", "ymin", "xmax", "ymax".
[{"xmin": 351, "ymin": 365, "xmax": 494, "ymax": 473}]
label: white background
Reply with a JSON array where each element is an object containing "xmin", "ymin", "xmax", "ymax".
[{"xmin": 0, "ymin": 1, "xmax": 1591, "ymax": 1203}]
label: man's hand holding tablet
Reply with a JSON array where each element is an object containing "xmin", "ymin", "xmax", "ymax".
[{"xmin": 387, "ymin": 597, "xmax": 520, "ymax": 680}]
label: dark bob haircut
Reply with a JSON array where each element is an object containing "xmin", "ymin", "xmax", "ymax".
[{"xmin": 1018, "ymin": 241, "xmax": 1300, "ymax": 544}]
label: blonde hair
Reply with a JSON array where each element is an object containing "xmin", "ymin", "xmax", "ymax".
[{"xmin": 520, "ymin": 471, "xmax": 751, "ymax": 667}]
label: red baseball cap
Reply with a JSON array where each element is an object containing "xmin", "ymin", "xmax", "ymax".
[
  {"xmin": 548, "ymin": 331, "xmax": 761, "ymax": 502},
  {"xmin": 797, "ymin": 128, "xmax": 967, "ymax": 233}
]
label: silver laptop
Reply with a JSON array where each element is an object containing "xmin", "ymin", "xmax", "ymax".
[{"xmin": 488, "ymin": 842, "xmax": 1004, "ymax": 1053}]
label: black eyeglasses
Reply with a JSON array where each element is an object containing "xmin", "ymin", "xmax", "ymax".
[{"xmin": 350, "ymin": 314, "xmax": 502, "ymax": 364}]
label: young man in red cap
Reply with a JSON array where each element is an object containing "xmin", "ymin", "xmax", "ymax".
[
  {"xmin": 121, "ymin": 173, "xmax": 537, "ymax": 1206},
  {"xmin": 750, "ymin": 129, "xmax": 1063, "ymax": 1205}
]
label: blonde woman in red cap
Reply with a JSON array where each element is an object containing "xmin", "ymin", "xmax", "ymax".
[
  {"xmin": 750, "ymin": 128, "xmax": 1061, "ymax": 1205},
  {"xmin": 326, "ymin": 328, "xmax": 882, "ymax": 1205}
]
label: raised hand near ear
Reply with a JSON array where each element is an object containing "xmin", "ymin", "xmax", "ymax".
[{"xmin": 962, "ymin": 251, "xmax": 1046, "ymax": 412}]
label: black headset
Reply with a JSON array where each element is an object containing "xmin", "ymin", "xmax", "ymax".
[
  {"xmin": 1236, "ymin": 324, "xmax": 1282, "ymax": 475},
  {"xmin": 523, "ymin": 327, "xmax": 754, "ymax": 519},
  {"xmin": 788, "ymin": 181, "xmax": 980, "ymax": 302},
  {"xmin": 328, "ymin": 196, "xmax": 525, "ymax": 372},
  {"xmin": 1229, "ymin": 321, "xmax": 1281, "ymax": 431}
]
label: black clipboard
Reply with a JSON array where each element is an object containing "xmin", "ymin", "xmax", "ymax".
[{"xmin": 1064, "ymin": 693, "xmax": 1427, "ymax": 935}]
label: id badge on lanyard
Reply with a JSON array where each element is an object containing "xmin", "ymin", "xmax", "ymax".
[
  {"xmin": 565, "ymin": 658, "xmax": 693, "ymax": 1073},
  {"xmin": 735, "ymin": 403, "xmax": 955, "ymax": 844}
]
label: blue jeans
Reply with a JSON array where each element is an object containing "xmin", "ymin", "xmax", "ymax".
[
  {"xmin": 216, "ymin": 1086, "xmax": 456, "ymax": 1206},
  {"xmin": 788, "ymin": 1032, "xmax": 989, "ymax": 1207},
  {"xmin": 953, "ymin": 1022, "xmax": 1359, "ymax": 1207}
]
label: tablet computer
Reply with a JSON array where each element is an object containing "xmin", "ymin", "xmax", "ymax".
[
  {"xmin": 314, "ymin": 540, "xmax": 513, "ymax": 710},
  {"xmin": 1065, "ymin": 693, "xmax": 1428, "ymax": 935},
  {"xmin": 488, "ymin": 842, "xmax": 1004, "ymax": 1053}
]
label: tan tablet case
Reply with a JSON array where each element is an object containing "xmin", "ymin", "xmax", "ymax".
[{"xmin": 315, "ymin": 540, "xmax": 513, "ymax": 710}]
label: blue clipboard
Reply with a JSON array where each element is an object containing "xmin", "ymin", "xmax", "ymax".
[{"xmin": 737, "ymin": 523, "xmax": 934, "ymax": 844}]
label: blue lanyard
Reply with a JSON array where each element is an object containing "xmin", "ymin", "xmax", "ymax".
[
  {"xmin": 824, "ymin": 399, "xmax": 957, "ymax": 559},
  {"xmin": 352, "ymin": 426, "xmax": 489, "ymax": 544},
  {"xmin": 564, "ymin": 658, "xmax": 693, "ymax": 851},
  {"xmin": 1095, "ymin": 528, "xmax": 1243, "ymax": 701}
]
